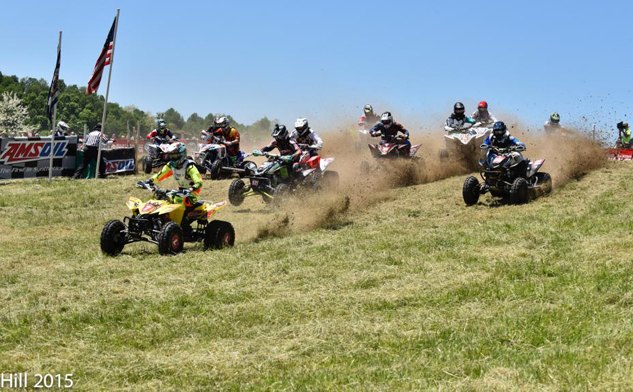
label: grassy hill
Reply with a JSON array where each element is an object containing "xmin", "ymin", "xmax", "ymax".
[{"xmin": 1, "ymin": 161, "xmax": 632, "ymax": 390}]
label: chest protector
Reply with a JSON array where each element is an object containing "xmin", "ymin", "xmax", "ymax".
[{"xmin": 169, "ymin": 160, "xmax": 194, "ymax": 188}]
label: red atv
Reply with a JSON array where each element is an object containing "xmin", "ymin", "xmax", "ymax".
[{"xmin": 360, "ymin": 135, "xmax": 421, "ymax": 173}]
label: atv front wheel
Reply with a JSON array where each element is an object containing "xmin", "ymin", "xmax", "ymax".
[
  {"xmin": 100, "ymin": 219, "xmax": 127, "ymax": 256},
  {"xmin": 210, "ymin": 160, "xmax": 223, "ymax": 180},
  {"xmin": 204, "ymin": 220, "xmax": 236, "ymax": 250},
  {"xmin": 228, "ymin": 179, "xmax": 247, "ymax": 206},
  {"xmin": 510, "ymin": 177, "xmax": 529, "ymax": 205},
  {"xmin": 142, "ymin": 156, "xmax": 153, "ymax": 174},
  {"xmin": 462, "ymin": 176, "xmax": 481, "ymax": 206},
  {"xmin": 157, "ymin": 222, "xmax": 184, "ymax": 255}
]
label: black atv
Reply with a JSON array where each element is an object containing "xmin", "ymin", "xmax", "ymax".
[{"xmin": 463, "ymin": 145, "xmax": 552, "ymax": 206}]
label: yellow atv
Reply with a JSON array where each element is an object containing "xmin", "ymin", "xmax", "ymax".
[{"xmin": 100, "ymin": 182, "xmax": 235, "ymax": 256}]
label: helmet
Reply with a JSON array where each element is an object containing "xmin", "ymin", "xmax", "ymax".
[
  {"xmin": 363, "ymin": 104, "xmax": 373, "ymax": 114},
  {"xmin": 57, "ymin": 121, "xmax": 69, "ymax": 133},
  {"xmin": 294, "ymin": 118, "xmax": 309, "ymax": 137},
  {"xmin": 380, "ymin": 111, "xmax": 393, "ymax": 129},
  {"xmin": 214, "ymin": 116, "xmax": 230, "ymax": 133},
  {"xmin": 272, "ymin": 124, "xmax": 289, "ymax": 141},
  {"xmin": 157, "ymin": 119, "xmax": 167, "ymax": 130},
  {"xmin": 454, "ymin": 102, "xmax": 465, "ymax": 116},
  {"xmin": 550, "ymin": 112, "xmax": 560, "ymax": 123},
  {"xmin": 478, "ymin": 101, "xmax": 488, "ymax": 109},
  {"xmin": 166, "ymin": 142, "xmax": 187, "ymax": 167},
  {"xmin": 492, "ymin": 121, "xmax": 507, "ymax": 138}
]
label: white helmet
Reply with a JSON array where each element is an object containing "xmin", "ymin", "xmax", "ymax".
[
  {"xmin": 57, "ymin": 121, "xmax": 69, "ymax": 133},
  {"xmin": 294, "ymin": 118, "xmax": 309, "ymax": 137},
  {"xmin": 380, "ymin": 112, "xmax": 393, "ymax": 129}
]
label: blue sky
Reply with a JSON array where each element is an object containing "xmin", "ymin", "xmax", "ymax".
[{"xmin": 1, "ymin": 0, "xmax": 631, "ymax": 133}]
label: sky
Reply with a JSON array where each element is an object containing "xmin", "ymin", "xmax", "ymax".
[{"xmin": 1, "ymin": 0, "xmax": 631, "ymax": 134}]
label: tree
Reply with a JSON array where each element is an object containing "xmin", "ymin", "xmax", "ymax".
[
  {"xmin": 0, "ymin": 91, "xmax": 29, "ymax": 135},
  {"xmin": 163, "ymin": 107, "xmax": 184, "ymax": 129}
]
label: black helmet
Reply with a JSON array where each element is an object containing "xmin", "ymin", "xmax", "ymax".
[
  {"xmin": 272, "ymin": 124, "xmax": 289, "ymax": 141},
  {"xmin": 157, "ymin": 119, "xmax": 167, "ymax": 130},
  {"xmin": 492, "ymin": 121, "xmax": 507, "ymax": 138},
  {"xmin": 453, "ymin": 102, "xmax": 465, "ymax": 116}
]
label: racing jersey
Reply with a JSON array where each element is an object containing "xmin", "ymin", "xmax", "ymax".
[
  {"xmin": 261, "ymin": 138, "xmax": 302, "ymax": 161},
  {"xmin": 147, "ymin": 129, "xmax": 176, "ymax": 143},
  {"xmin": 151, "ymin": 159, "xmax": 203, "ymax": 198},
  {"xmin": 290, "ymin": 129, "xmax": 323, "ymax": 150},
  {"xmin": 369, "ymin": 122, "xmax": 410, "ymax": 141},
  {"xmin": 445, "ymin": 114, "xmax": 476, "ymax": 131},
  {"xmin": 471, "ymin": 110, "xmax": 497, "ymax": 125}
]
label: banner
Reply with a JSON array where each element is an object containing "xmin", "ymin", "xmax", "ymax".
[
  {"xmin": 0, "ymin": 136, "xmax": 77, "ymax": 179},
  {"xmin": 100, "ymin": 147, "xmax": 136, "ymax": 175}
]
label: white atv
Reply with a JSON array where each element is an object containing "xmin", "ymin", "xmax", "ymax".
[{"xmin": 440, "ymin": 122, "xmax": 492, "ymax": 169}]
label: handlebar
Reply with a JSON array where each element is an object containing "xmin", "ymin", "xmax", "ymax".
[
  {"xmin": 480, "ymin": 145, "xmax": 526, "ymax": 153},
  {"xmin": 136, "ymin": 181, "xmax": 192, "ymax": 199}
]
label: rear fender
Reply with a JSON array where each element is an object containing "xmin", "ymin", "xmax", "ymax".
[
  {"xmin": 319, "ymin": 157, "xmax": 335, "ymax": 171},
  {"xmin": 410, "ymin": 144, "xmax": 421, "ymax": 156},
  {"xmin": 204, "ymin": 200, "xmax": 228, "ymax": 220},
  {"xmin": 528, "ymin": 159, "xmax": 545, "ymax": 177}
]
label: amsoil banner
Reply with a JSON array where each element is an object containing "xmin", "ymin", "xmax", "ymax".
[
  {"xmin": 0, "ymin": 136, "xmax": 78, "ymax": 179},
  {"xmin": 101, "ymin": 147, "xmax": 136, "ymax": 175}
]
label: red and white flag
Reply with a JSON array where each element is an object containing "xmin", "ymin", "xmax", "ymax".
[{"xmin": 86, "ymin": 16, "xmax": 116, "ymax": 95}]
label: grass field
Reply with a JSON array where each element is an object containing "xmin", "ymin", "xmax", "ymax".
[{"xmin": 1, "ymin": 159, "xmax": 632, "ymax": 390}]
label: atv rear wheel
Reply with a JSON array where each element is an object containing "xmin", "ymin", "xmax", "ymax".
[
  {"xmin": 100, "ymin": 219, "xmax": 127, "ymax": 256},
  {"xmin": 322, "ymin": 171, "xmax": 340, "ymax": 190},
  {"xmin": 509, "ymin": 177, "xmax": 529, "ymax": 205},
  {"xmin": 210, "ymin": 160, "xmax": 223, "ymax": 180},
  {"xmin": 536, "ymin": 172, "xmax": 553, "ymax": 195},
  {"xmin": 142, "ymin": 156, "xmax": 153, "ymax": 174},
  {"xmin": 360, "ymin": 160, "xmax": 370, "ymax": 174},
  {"xmin": 273, "ymin": 183, "xmax": 291, "ymax": 207},
  {"xmin": 204, "ymin": 220, "xmax": 236, "ymax": 250},
  {"xmin": 463, "ymin": 176, "xmax": 481, "ymax": 206},
  {"xmin": 157, "ymin": 222, "xmax": 184, "ymax": 255},
  {"xmin": 228, "ymin": 179, "xmax": 247, "ymax": 206}
]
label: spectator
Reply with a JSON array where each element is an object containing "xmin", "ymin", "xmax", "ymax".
[{"xmin": 73, "ymin": 123, "xmax": 109, "ymax": 179}]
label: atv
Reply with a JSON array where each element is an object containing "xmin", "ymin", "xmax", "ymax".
[
  {"xmin": 194, "ymin": 140, "xmax": 256, "ymax": 180},
  {"xmin": 100, "ymin": 182, "xmax": 235, "ymax": 256},
  {"xmin": 141, "ymin": 138, "xmax": 175, "ymax": 174},
  {"xmin": 462, "ymin": 145, "xmax": 552, "ymax": 206},
  {"xmin": 228, "ymin": 149, "xmax": 338, "ymax": 206},
  {"xmin": 359, "ymin": 135, "xmax": 421, "ymax": 174},
  {"xmin": 440, "ymin": 123, "xmax": 491, "ymax": 169}
]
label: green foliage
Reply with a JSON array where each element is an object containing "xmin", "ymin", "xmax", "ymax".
[{"xmin": 0, "ymin": 71, "xmax": 275, "ymax": 139}]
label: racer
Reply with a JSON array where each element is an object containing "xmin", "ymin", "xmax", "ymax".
[
  {"xmin": 54, "ymin": 121, "xmax": 69, "ymax": 137},
  {"xmin": 482, "ymin": 121, "xmax": 526, "ymax": 168},
  {"xmin": 445, "ymin": 102, "xmax": 476, "ymax": 132},
  {"xmin": 139, "ymin": 142, "xmax": 203, "ymax": 238},
  {"xmin": 369, "ymin": 111, "xmax": 411, "ymax": 155},
  {"xmin": 359, "ymin": 104, "xmax": 380, "ymax": 128},
  {"xmin": 257, "ymin": 124, "xmax": 302, "ymax": 175},
  {"xmin": 291, "ymin": 117, "xmax": 323, "ymax": 157},
  {"xmin": 146, "ymin": 119, "xmax": 177, "ymax": 144},
  {"xmin": 471, "ymin": 101, "xmax": 497, "ymax": 126},
  {"xmin": 211, "ymin": 116, "xmax": 243, "ymax": 163},
  {"xmin": 544, "ymin": 112, "xmax": 562, "ymax": 133},
  {"xmin": 617, "ymin": 121, "xmax": 632, "ymax": 148}
]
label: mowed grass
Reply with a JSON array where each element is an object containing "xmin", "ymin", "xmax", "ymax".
[{"xmin": 1, "ymin": 162, "xmax": 632, "ymax": 390}]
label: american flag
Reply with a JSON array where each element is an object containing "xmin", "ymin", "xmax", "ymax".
[
  {"xmin": 86, "ymin": 16, "xmax": 117, "ymax": 95},
  {"xmin": 46, "ymin": 37, "xmax": 61, "ymax": 122}
]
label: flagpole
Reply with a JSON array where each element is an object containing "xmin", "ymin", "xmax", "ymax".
[
  {"xmin": 95, "ymin": 9, "xmax": 120, "ymax": 179},
  {"xmin": 48, "ymin": 31, "xmax": 62, "ymax": 181}
]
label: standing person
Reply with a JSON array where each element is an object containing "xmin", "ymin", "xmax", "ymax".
[
  {"xmin": 73, "ymin": 123, "xmax": 109, "ymax": 179},
  {"xmin": 617, "ymin": 121, "xmax": 632, "ymax": 148},
  {"xmin": 54, "ymin": 121, "xmax": 69, "ymax": 137}
]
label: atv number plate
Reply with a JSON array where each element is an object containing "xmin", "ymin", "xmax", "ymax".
[{"xmin": 252, "ymin": 179, "xmax": 259, "ymax": 186}]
